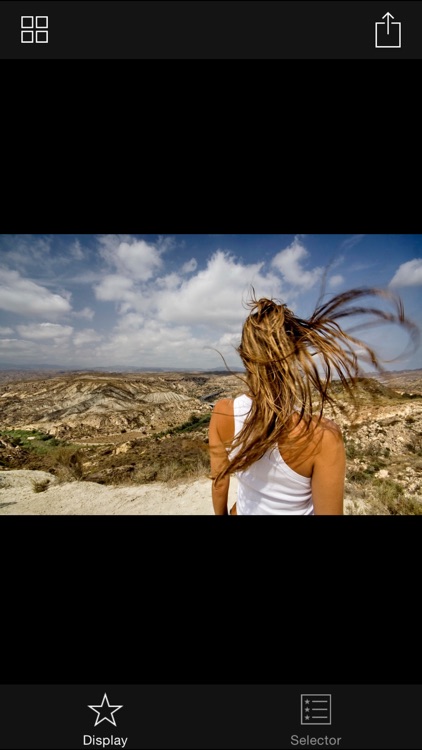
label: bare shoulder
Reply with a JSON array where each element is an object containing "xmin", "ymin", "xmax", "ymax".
[
  {"xmin": 303, "ymin": 416, "xmax": 343, "ymax": 460},
  {"xmin": 211, "ymin": 398, "xmax": 234, "ymax": 416},
  {"xmin": 313, "ymin": 417, "xmax": 345, "ymax": 464},
  {"xmin": 209, "ymin": 398, "xmax": 234, "ymax": 444},
  {"xmin": 290, "ymin": 413, "xmax": 342, "ymax": 445},
  {"xmin": 318, "ymin": 416, "xmax": 343, "ymax": 439}
]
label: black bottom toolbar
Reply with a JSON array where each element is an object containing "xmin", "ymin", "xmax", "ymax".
[{"xmin": 0, "ymin": 684, "xmax": 420, "ymax": 749}]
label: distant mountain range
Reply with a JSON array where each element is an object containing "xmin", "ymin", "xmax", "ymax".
[{"xmin": 0, "ymin": 364, "xmax": 246, "ymax": 373}]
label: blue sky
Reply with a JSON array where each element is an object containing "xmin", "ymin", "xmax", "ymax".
[{"xmin": 0, "ymin": 234, "xmax": 421, "ymax": 371}]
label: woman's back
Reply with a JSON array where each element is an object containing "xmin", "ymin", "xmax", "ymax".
[
  {"xmin": 209, "ymin": 289, "xmax": 417, "ymax": 515},
  {"xmin": 232, "ymin": 394, "xmax": 313, "ymax": 515},
  {"xmin": 210, "ymin": 394, "xmax": 345, "ymax": 514}
]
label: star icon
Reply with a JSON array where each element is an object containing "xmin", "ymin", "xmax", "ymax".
[{"xmin": 88, "ymin": 693, "xmax": 123, "ymax": 727}]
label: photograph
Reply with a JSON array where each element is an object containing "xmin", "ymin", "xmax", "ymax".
[{"xmin": 0, "ymin": 233, "xmax": 421, "ymax": 515}]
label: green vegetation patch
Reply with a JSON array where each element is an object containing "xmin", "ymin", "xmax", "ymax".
[
  {"xmin": 156, "ymin": 412, "xmax": 211, "ymax": 438},
  {"xmin": 1, "ymin": 429, "xmax": 62, "ymax": 453},
  {"xmin": 0, "ymin": 429, "xmax": 83, "ymax": 480},
  {"xmin": 83, "ymin": 434, "xmax": 211, "ymax": 485}
]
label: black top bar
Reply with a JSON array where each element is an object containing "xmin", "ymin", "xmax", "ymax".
[{"xmin": 0, "ymin": 1, "xmax": 421, "ymax": 59}]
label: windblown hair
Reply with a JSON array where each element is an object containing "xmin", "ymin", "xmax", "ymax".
[{"xmin": 215, "ymin": 287, "xmax": 419, "ymax": 480}]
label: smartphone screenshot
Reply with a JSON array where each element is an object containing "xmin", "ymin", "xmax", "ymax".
[{"xmin": 1, "ymin": 3, "xmax": 421, "ymax": 749}]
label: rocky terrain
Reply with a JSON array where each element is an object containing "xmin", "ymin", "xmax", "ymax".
[
  {"xmin": 0, "ymin": 371, "xmax": 240, "ymax": 437},
  {"xmin": 0, "ymin": 469, "xmax": 237, "ymax": 515},
  {"xmin": 324, "ymin": 376, "xmax": 422, "ymax": 513},
  {"xmin": 0, "ymin": 370, "xmax": 244, "ymax": 488},
  {"xmin": 0, "ymin": 368, "xmax": 421, "ymax": 514}
]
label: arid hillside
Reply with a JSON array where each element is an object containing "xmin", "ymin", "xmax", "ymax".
[
  {"xmin": 0, "ymin": 371, "xmax": 242, "ymax": 437},
  {"xmin": 0, "ymin": 370, "xmax": 243, "ymax": 486},
  {"xmin": 0, "ymin": 368, "xmax": 421, "ymax": 513},
  {"xmin": 326, "ymin": 376, "xmax": 422, "ymax": 513}
]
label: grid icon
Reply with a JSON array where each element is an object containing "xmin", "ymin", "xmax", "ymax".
[{"xmin": 21, "ymin": 16, "xmax": 49, "ymax": 44}]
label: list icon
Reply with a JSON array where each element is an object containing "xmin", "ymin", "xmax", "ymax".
[{"xmin": 301, "ymin": 694, "xmax": 332, "ymax": 725}]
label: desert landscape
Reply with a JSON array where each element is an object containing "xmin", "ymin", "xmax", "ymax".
[{"xmin": 0, "ymin": 367, "xmax": 421, "ymax": 514}]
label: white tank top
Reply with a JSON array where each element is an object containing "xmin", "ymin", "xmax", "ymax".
[{"xmin": 230, "ymin": 394, "xmax": 314, "ymax": 515}]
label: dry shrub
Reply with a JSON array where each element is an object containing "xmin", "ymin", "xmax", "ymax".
[
  {"xmin": 50, "ymin": 446, "xmax": 84, "ymax": 482},
  {"xmin": 31, "ymin": 478, "xmax": 50, "ymax": 493},
  {"xmin": 368, "ymin": 478, "xmax": 422, "ymax": 515}
]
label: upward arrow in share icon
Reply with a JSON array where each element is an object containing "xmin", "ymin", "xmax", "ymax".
[{"xmin": 375, "ymin": 12, "xmax": 401, "ymax": 48}]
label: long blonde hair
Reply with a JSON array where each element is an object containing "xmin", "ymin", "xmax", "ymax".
[{"xmin": 215, "ymin": 287, "xmax": 419, "ymax": 480}]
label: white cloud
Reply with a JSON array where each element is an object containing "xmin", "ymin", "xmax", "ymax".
[
  {"xmin": 181, "ymin": 258, "xmax": 197, "ymax": 274},
  {"xmin": 93, "ymin": 320, "xmax": 217, "ymax": 368},
  {"xmin": 389, "ymin": 258, "xmax": 422, "ymax": 287},
  {"xmin": 154, "ymin": 250, "xmax": 282, "ymax": 326},
  {"xmin": 73, "ymin": 329, "xmax": 102, "ymax": 346},
  {"xmin": 271, "ymin": 238, "xmax": 322, "ymax": 290},
  {"xmin": 0, "ymin": 269, "xmax": 72, "ymax": 317},
  {"xmin": 17, "ymin": 323, "xmax": 74, "ymax": 339},
  {"xmin": 329, "ymin": 274, "xmax": 344, "ymax": 288},
  {"xmin": 94, "ymin": 250, "xmax": 287, "ymax": 337},
  {"xmin": 94, "ymin": 274, "xmax": 135, "ymax": 302},
  {"xmin": 71, "ymin": 307, "xmax": 95, "ymax": 320},
  {"xmin": 69, "ymin": 239, "xmax": 84, "ymax": 260},
  {"xmin": 0, "ymin": 235, "xmax": 53, "ymax": 270},
  {"xmin": 69, "ymin": 271, "xmax": 103, "ymax": 284},
  {"xmin": 0, "ymin": 338, "xmax": 37, "ymax": 350},
  {"xmin": 84, "ymin": 250, "xmax": 290, "ymax": 367},
  {"xmin": 98, "ymin": 235, "xmax": 164, "ymax": 281},
  {"xmin": 0, "ymin": 337, "xmax": 71, "ymax": 365},
  {"xmin": 1, "ymin": 234, "xmax": 420, "ymax": 371},
  {"xmin": 92, "ymin": 238, "xmax": 290, "ymax": 334},
  {"xmin": 156, "ymin": 235, "xmax": 178, "ymax": 253},
  {"xmin": 92, "ymin": 249, "xmax": 284, "ymax": 328},
  {"xmin": 340, "ymin": 234, "xmax": 365, "ymax": 250},
  {"xmin": 114, "ymin": 313, "xmax": 145, "ymax": 330},
  {"xmin": 156, "ymin": 272, "xmax": 182, "ymax": 290},
  {"xmin": 116, "ymin": 240, "xmax": 163, "ymax": 280},
  {"xmin": 215, "ymin": 332, "xmax": 241, "ymax": 351}
]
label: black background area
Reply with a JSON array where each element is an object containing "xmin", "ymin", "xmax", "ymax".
[
  {"xmin": 2, "ymin": 517, "xmax": 421, "ymax": 686},
  {"xmin": 1, "ymin": 39, "xmax": 422, "ymax": 750}
]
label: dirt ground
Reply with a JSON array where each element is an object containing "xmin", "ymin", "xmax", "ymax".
[{"xmin": 0, "ymin": 470, "xmax": 238, "ymax": 515}]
